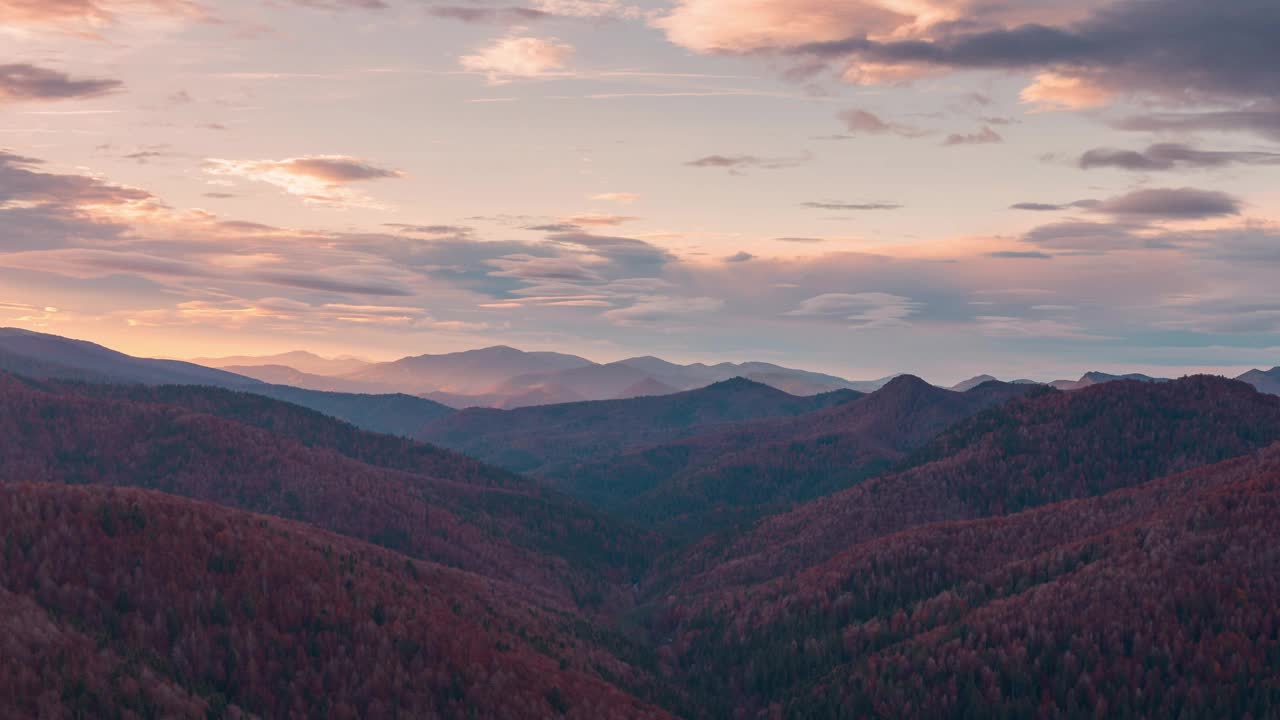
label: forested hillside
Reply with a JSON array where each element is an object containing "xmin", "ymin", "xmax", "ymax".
[{"xmin": 0, "ymin": 483, "xmax": 670, "ymax": 719}]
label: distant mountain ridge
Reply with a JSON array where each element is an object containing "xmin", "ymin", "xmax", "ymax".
[
  {"xmin": 0, "ymin": 328, "xmax": 453, "ymax": 435},
  {"xmin": 193, "ymin": 349, "xmax": 371, "ymax": 376},
  {"xmin": 475, "ymin": 376, "xmax": 1034, "ymax": 537},
  {"xmin": 193, "ymin": 344, "xmax": 897, "ymax": 407},
  {"xmin": 419, "ymin": 377, "xmax": 864, "ymax": 478},
  {"xmin": 1237, "ymin": 366, "xmax": 1280, "ymax": 395}
]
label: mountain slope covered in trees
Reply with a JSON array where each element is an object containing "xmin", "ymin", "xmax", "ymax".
[
  {"xmin": 418, "ymin": 377, "xmax": 861, "ymax": 476},
  {"xmin": 672, "ymin": 376, "xmax": 1280, "ymax": 592},
  {"xmin": 650, "ymin": 443, "xmax": 1280, "ymax": 718},
  {"xmin": 0, "ymin": 374, "xmax": 652, "ymax": 611},
  {"xmin": 550, "ymin": 376, "xmax": 1032, "ymax": 537},
  {"xmin": 0, "ymin": 483, "xmax": 671, "ymax": 719}
]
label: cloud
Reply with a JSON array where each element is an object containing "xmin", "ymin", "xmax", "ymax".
[
  {"xmin": 602, "ymin": 296, "xmax": 724, "ymax": 327},
  {"xmin": 1014, "ymin": 188, "xmax": 1242, "ymax": 222},
  {"xmin": 1079, "ymin": 143, "xmax": 1280, "ymax": 171},
  {"xmin": 775, "ymin": 236, "xmax": 825, "ymax": 243},
  {"xmin": 987, "ymin": 250, "xmax": 1053, "ymax": 259},
  {"xmin": 1091, "ymin": 187, "xmax": 1241, "ymax": 220},
  {"xmin": 942, "ymin": 125, "xmax": 1003, "ymax": 146},
  {"xmin": 684, "ymin": 152, "xmax": 810, "ymax": 173},
  {"xmin": 0, "ymin": 64, "xmax": 122, "ymax": 103},
  {"xmin": 975, "ymin": 316, "xmax": 1109, "ymax": 340},
  {"xmin": 590, "ymin": 192, "xmax": 640, "ymax": 204},
  {"xmin": 548, "ymin": 232, "xmax": 675, "ymax": 275},
  {"xmin": 524, "ymin": 222, "xmax": 582, "ymax": 232},
  {"xmin": 657, "ymin": 0, "xmax": 1280, "ymax": 109},
  {"xmin": 1023, "ymin": 221, "xmax": 1143, "ymax": 252},
  {"xmin": 1115, "ymin": 105, "xmax": 1280, "ymax": 142},
  {"xmin": 837, "ymin": 108, "xmax": 925, "ymax": 137},
  {"xmin": 0, "ymin": 151, "xmax": 153, "ymax": 206},
  {"xmin": 384, "ymin": 223, "xmax": 474, "ymax": 237},
  {"xmin": 0, "ymin": 0, "xmax": 201, "ymax": 33},
  {"xmin": 205, "ymin": 155, "xmax": 403, "ymax": 207},
  {"xmin": 564, "ymin": 213, "xmax": 638, "ymax": 226},
  {"xmin": 654, "ymin": 0, "xmax": 913, "ymax": 54},
  {"xmin": 785, "ymin": 291, "xmax": 920, "ymax": 328},
  {"xmin": 429, "ymin": 5, "xmax": 552, "ymax": 23},
  {"xmin": 801, "ymin": 200, "xmax": 900, "ymax": 211},
  {"xmin": 725, "ymin": 251, "xmax": 755, "ymax": 262},
  {"xmin": 1010, "ymin": 200, "xmax": 1100, "ymax": 212},
  {"xmin": 460, "ymin": 35, "xmax": 574, "ymax": 83}
]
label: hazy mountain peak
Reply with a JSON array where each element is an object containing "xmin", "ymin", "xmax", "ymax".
[{"xmin": 950, "ymin": 374, "xmax": 999, "ymax": 392}]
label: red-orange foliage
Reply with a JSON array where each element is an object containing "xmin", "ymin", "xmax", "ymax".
[
  {"xmin": 555, "ymin": 376, "xmax": 1033, "ymax": 536},
  {"xmin": 0, "ymin": 483, "xmax": 670, "ymax": 719},
  {"xmin": 0, "ymin": 374, "xmax": 654, "ymax": 611}
]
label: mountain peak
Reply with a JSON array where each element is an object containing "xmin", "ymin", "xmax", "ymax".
[
  {"xmin": 703, "ymin": 376, "xmax": 772, "ymax": 392},
  {"xmin": 879, "ymin": 374, "xmax": 934, "ymax": 392},
  {"xmin": 950, "ymin": 374, "xmax": 998, "ymax": 392}
]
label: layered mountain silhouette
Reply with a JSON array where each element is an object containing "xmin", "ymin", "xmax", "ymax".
[
  {"xmin": 649, "ymin": 375, "xmax": 1280, "ymax": 717},
  {"xmin": 0, "ymin": 328, "xmax": 453, "ymax": 436},
  {"xmin": 193, "ymin": 349, "xmax": 371, "ymax": 376},
  {"xmin": 1238, "ymin": 366, "xmax": 1280, "ymax": 395},
  {"xmin": 194, "ymin": 344, "xmax": 892, "ymax": 408},
  {"xmin": 419, "ymin": 377, "xmax": 862, "ymax": 477},
  {"xmin": 0, "ymin": 374, "xmax": 650, "ymax": 611},
  {"xmin": 526, "ymin": 377, "xmax": 1033, "ymax": 536},
  {"xmin": 4, "ymin": 327, "xmax": 1280, "ymax": 718}
]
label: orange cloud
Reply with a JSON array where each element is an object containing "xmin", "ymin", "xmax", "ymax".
[
  {"xmin": 204, "ymin": 155, "xmax": 404, "ymax": 208},
  {"xmin": 0, "ymin": 0, "xmax": 203, "ymax": 36},
  {"xmin": 461, "ymin": 35, "xmax": 574, "ymax": 83}
]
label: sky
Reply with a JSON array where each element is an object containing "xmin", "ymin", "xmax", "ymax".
[{"xmin": 2, "ymin": 0, "xmax": 1279, "ymax": 385}]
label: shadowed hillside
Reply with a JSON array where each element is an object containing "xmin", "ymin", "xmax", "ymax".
[
  {"xmin": 0, "ymin": 374, "xmax": 654, "ymax": 611},
  {"xmin": 0, "ymin": 483, "xmax": 671, "ymax": 720},
  {"xmin": 554, "ymin": 377, "xmax": 1032, "ymax": 537}
]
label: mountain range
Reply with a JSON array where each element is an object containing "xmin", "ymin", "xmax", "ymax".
[
  {"xmin": 0, "ymin": 328, "xmax": 453, "ymax": 436},
  {"xmin": 198, "ymin": 344, "xmax": 897, "ymax": 408},
  {"xmin": 3, "ymin": 327, "xmax": 1280, "ymax": 718}
]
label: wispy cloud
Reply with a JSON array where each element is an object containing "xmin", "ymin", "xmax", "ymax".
[{"xmin": 205, "ymin": 155, "xmax": 404, "ymax": 208}]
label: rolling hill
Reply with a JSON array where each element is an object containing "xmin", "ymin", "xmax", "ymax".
[
  {"xmin": 343, "ymin": 345, "xmax": 595, "ymax": 395},
  {"xmin": 193, "ymin": 350, "xmax": 371, "ymax": 376},
  {"xmin": 671, "ymin": 375, "xmax": 1280, "ymax": 593},
  {"xmin": 0, "ymin": 374, "xmax": 652, "ymax": 611},
  {"xmin": 0, "ymin": 328, "xmax": 454, "ymax": 436},
  {"xmin": 651, "ymin": 442, "xmax": 1280, "ymax": 718},
  {"xmin": 419, "ymin": 377, "xmax": 862, "ymax": 477},
  {"xmin": 1239, "ymin": 366, "xmax": 1280, "ymax": 395},
  {"xmin": 551, "ymin": 376, "xmax": 1033, "ymax": 536},
  {"xmin": 0, "ymin": 482, "xmax": 671, "ymax": 719}
]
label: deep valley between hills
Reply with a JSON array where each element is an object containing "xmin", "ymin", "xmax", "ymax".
[{"xmin": 1, "ymin": 328, "xmax": 1279, "ymax": 718}]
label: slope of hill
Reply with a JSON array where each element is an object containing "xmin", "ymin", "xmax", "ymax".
[
  {"xmin": 245, "ymin": 383, "xmax": 454, "ymax": 436},
  {"xmin": 1050, "ymin": 370, "xmax": 1169, "ymax": 390},
  {"xmin": 193, "ymin": 350, "xmax": 371, "ymax": 376},
  {"xmin": 0, "ymin": 374, "xmax": 652, "ymax": 610},
  {"xmin": 616, "ymin": 377, "xmax": 681, "ymax": 399},
  {"xmin": 0, "ymin": 483, "xmax": 671, "ymax": 719},
  {"xmin": 343, "ymin": 345, "xmax": 595, "ymax": 394},
  {"xmin": 554, "ymin": 377, "xmax": 1032, "ymax": 536},
  {"xmin": 0, "ymin": 327, "xmax": 255, "ymax": 387},
  {"xmin": 1238, "ymin": 366, "xmax": 1280, "ymax": 395},
  {"xmin": 219, "ymin": 363, "xmax": 393, "ymax": 393},
  {"xmin": 0, "ymin": 328, "xmax": 454, "ymax": 436},
  {"xmin": 671, "ymin": 376, "xmax": 1280, "ymax": 594},
  {"xmin": 419, "ymin": 378, "xmax": 863, "ymax": 477},
  {"xmin": 651, "ymin": 443, "xmax": 1280, "ymax": 718}
]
